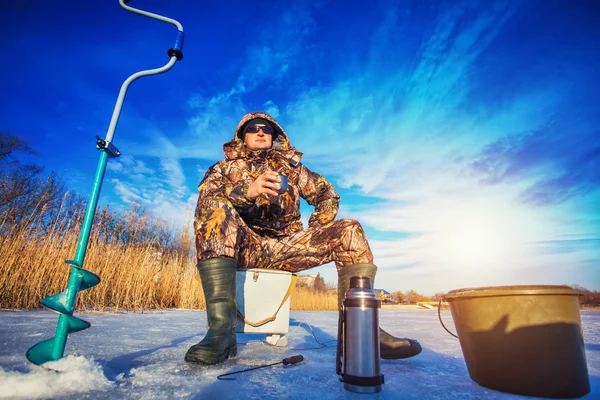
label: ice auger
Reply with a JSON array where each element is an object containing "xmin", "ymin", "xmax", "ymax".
[{"xmin": 26, "ymin": 0, "xmax": 185, "ymax": 366}]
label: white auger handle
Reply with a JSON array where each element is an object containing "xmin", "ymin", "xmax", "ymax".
[
  {"xmin": 120, "ymin": 0, "xmax": 184, "ymax": 32},
  {"xmin": 104, "ymin": 0, "xmax": 185, "ymax": 144}
]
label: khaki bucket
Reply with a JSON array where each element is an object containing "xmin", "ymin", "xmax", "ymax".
[{"xmin": 444, "ymin": 285, "xmax": 590, "ymax": 398}]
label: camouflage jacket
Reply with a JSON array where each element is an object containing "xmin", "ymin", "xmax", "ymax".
[{"xmin": 197, "ymin": 112, "xmax": 340, "ymax": 238}]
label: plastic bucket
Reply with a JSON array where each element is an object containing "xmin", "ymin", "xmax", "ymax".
[
  {"xmin": 444, "ymin": 285, "xmax": 589, "ymax": 398},
  {"xmin": 235, "ymin": 269, "xmax": 295, "ymax": 335}
]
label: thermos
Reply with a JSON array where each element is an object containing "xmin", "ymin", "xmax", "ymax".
[{"xmin": 336, "ymin": 276, "xmax": 384, "ymax": 393}]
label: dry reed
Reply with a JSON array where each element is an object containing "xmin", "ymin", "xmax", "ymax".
[
  {"xmin": 0, "ymin": 209, "xmax": 338, "ymax": 311},
  {"xmin": 291, "ymin": 286, "xmax": 337, "ymax": 311},
  {"xmin": 0, "ymin": 225, "xmax": 204, "ymax": 311}
]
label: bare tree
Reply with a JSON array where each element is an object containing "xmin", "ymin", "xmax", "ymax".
[
  {"xmin": 0, "ymin": 132, "xmax": 35, "ymax": 161},
  {"xmin": 0, "ymin": 132, "xmax": 70, "ymax": 234},
  {"xmin": 405, "ymin": 289, "xmax": 428, "ymax": 304},
  {"xmin": 431, "ymin": 292, "xmax": 446, "ymax": 302},
  {"xmin": 313, "ymin": 273, "xmax": 327, "ymax": 292},
  {"xmin": 393, "ymin": 291, "xmax": 406, "ymax": 304},
  {"xmin": 0, "ymin": 132, "xmax": 182, "ymax": 255}
]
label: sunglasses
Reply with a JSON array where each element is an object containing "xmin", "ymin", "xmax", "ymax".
[{"xmin": 245, "ymin": 125, "xmax": 274, "ymax": 134}]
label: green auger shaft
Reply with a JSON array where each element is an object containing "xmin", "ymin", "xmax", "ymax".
[
  {"xmin": 52, "ymin": 150, "xmax": 108, "ymax": 358},
  {"xmin": 26, "ymin": 150, "xmax": 108, "ymax": 365}
]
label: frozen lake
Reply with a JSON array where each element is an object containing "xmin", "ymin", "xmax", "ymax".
[{"xmin": 1, "ymin": 309, "xmax": 598, "ymax": 399}]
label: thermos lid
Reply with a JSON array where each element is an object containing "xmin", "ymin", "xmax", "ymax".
[{"xmin": 350, "ymin": 276, "xmax": 372, "ymax": 289}]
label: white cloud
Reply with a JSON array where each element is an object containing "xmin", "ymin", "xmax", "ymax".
[
  {"xmin": 107, "ymin": 155, "xmax": 154, "ymax": 175},
  {"xmin": 105, "ymin": 150, "xmax": 197, "ymax": 232},
  {"xmin": 111, "ymin": 178, "xmax": 143, "ymax": 203},
  {"xmin": 184, "ymin": 93, "xmax": 247, "ymax": 159},
  {"xmin": 106, "ymin": 162, "xmax": 123, "ymax": 172},
  {"xmin": 109, "ymin": 175, "xmax": 196, "ymax": 233},
  {"xmin": 159, "ymin": 157, "xmax": 186, "ymax": 193},
  {"xmin": 233, "ymin": 3, "xmax": 318, "ymax": 94}
]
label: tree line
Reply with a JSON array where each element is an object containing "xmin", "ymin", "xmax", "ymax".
[{"xmin": 571, "ymin": 285, "xmax": 600, "ymax": 307}]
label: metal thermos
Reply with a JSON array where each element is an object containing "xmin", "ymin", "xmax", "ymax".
[{"xmin": 336, "ymin": 276, "xmax": 384, "ymax": 393}]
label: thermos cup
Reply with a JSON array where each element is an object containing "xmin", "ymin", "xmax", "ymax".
[
  {"xmin": 278, "ymin": 174, "xmax": 288, "ymax": 194},
  {"xmin": 336, "ymin": 276, "xmax": 384, "ymax": 393}
]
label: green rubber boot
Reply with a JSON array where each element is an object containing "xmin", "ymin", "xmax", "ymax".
[
  {"xmin": 338, "ymin": 263, "xmax": 422, "ymax": 359},
  {"xmin": 185, "ymin": 257, "xmax": 238, "ymax": 365}
]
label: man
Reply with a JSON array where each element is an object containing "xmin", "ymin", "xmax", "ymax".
[{"xmin": 185, "ymin": 112, "xmax": 421, "ymax": 365}]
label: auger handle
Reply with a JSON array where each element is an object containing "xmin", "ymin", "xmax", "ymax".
[
  {"xmin": 103, "ymin": 0, "xmax": 185, "ymax": 144},
  {"xmin": 122, "ymin": 0, "xmax": 183, "ymax": 31}
]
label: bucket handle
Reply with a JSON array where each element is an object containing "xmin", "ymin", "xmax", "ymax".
[
  {"xmin": 438, "ymin": 297, "xmax": 458, "ymax": 339},
  {"xmin": 236, "ymin": 274, "xmax": 297, "ymax": 327}
]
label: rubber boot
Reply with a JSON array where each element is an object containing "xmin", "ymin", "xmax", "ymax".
[
  {"xmin": 338, "ymin": 263, "xmax": 422, "ymax": 359},
  {"xmin": 185, "ymin": 257, "xmax": 238, "ymax": 365}
]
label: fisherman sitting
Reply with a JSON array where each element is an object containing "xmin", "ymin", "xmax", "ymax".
[{"xmin": 185, "ymin": 112, "xmax": 422, "ymax": 365}]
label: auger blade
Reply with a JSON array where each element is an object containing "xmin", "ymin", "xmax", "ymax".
[
  {"xmin": 26, "ymin": 337, "xmax": 56, "ymax": 365},
  {"xmin": 25, "ymin": 314, "xmax": 91, "ymax": 366},
  {"xmin": 65, "ymin": 259, "xmax": 101, "ymax": 291},
  {"xmin": 65, "ymin": 314, "xmax": 92, "ymax": 333},
  {"xmin": 79, "ymin": 268, "xmax": 101, "ymax": 291},
  {"xmin": 41, "ymin": 291, "xmax": 68, "ymax": 315}
]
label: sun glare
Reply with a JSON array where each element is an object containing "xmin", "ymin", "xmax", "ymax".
[{"xmin": 430, "ymin": 200, "xmax": 532, "ymax": 272}]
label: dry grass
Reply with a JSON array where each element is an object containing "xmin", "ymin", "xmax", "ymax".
[
  {"xmin": 0, "ymin": 211, "xmax": 337, "ymax": 312},
  {"xmin": 291, "ymin": 286, "xmax": 337, "ymax": 311},
  {"xmin": 0, "ymin": 226, "xmax": 205, "ymax": 311}
]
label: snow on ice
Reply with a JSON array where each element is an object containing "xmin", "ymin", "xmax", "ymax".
[{"xmin": 1, "ymin": 309, "xmax": 598, "ymax": 399}]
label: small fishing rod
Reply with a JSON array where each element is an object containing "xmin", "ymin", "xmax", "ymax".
[{"xmin": 217, "ymin": 355, "xmax": 304, "ymax": 380}]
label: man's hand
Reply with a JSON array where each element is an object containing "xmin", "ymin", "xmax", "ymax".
[{"xmin": 246, "ymin": 170, "xmax": 281, "ymax": 201}]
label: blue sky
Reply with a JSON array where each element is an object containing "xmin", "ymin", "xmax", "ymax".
[{"xmin": 2, "ymin": 0, "xmax": 599, "ymax": 294}]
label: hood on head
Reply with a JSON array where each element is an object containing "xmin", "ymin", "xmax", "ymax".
[
  {"xmin": 223, "ymin": 111, "xmax": 303, "ymax": 165},
  {"xmin": 233, "ymin": 112, "xmax": 288, "ymax": 148}
]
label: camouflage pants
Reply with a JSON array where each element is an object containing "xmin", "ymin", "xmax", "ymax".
[{"xmin": 195, "ymin": 198, "xmax": 373, "ymax": 272}]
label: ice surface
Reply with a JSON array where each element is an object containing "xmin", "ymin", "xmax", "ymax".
[{"xmin": 1, "ymin": 309, "xmax": 598, "ymax": 399}]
